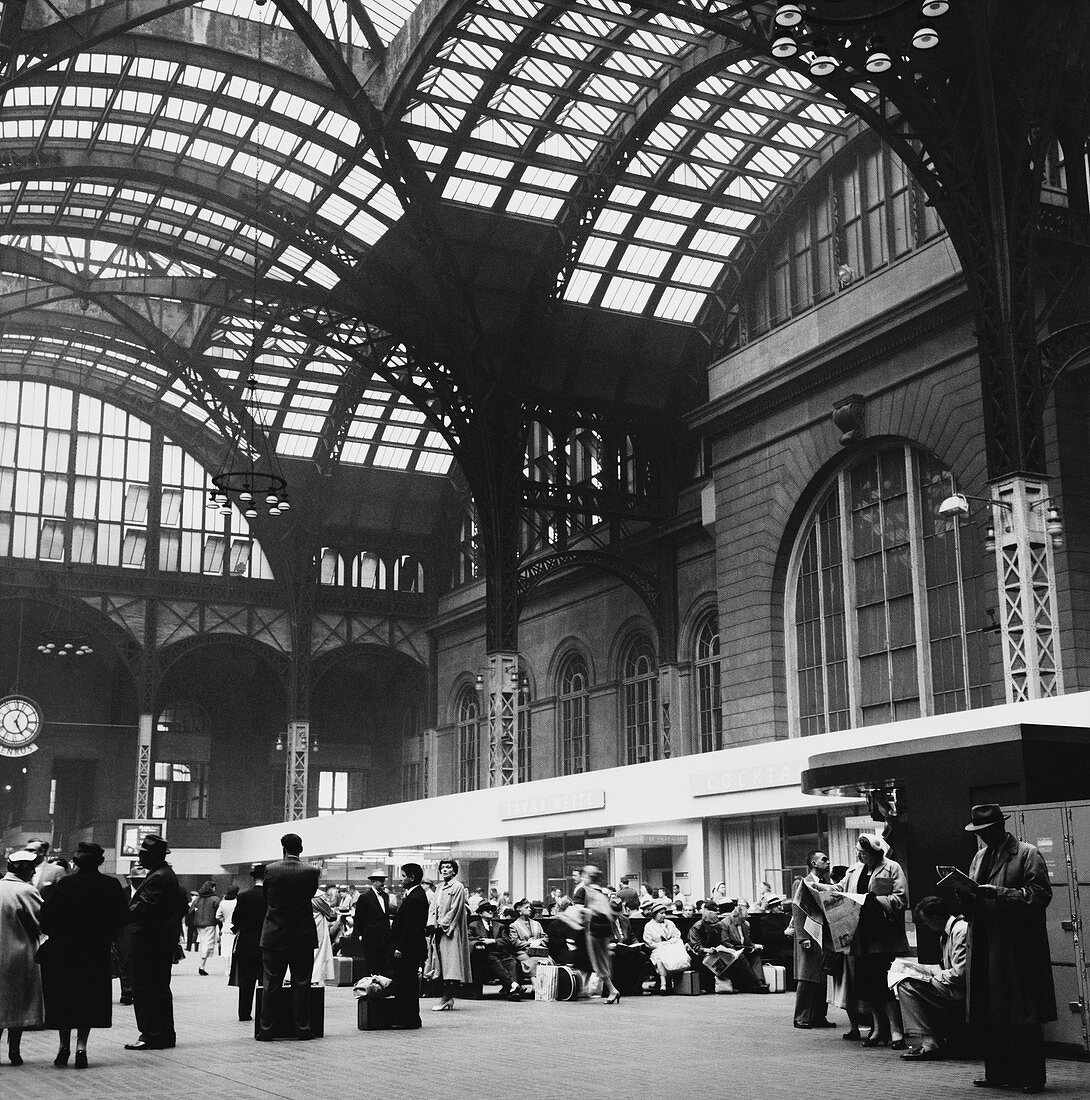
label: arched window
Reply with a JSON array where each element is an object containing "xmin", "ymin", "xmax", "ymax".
[
  {"xmin": 455, "ymin": 505, "xmax": 479, "ymax": 585},
  {"xmin": 393, "ymin": 554, "xmax": 424, "ymax": 593},
  {"xmin": 789, "ymin": 444, "xmax": 983, "ymax": 735},
  {"xmin": 558, "ymin": 654, "xmax": 590, "ymax": 776},
  {"xmin": 318, "ymin": 547, "xmax": 343, "ymax": 585},
  {"xmin": 695, "ymin": 614, "xmax": 723, "ymax": 752},
  {"xmin": 456, "ymin": 686, "xmax": 479, "ymax": 793},
  {"xmin": 622, "ymin": 636, "xmax": 659, "ymax": 764},
  {"xmin": 517, "ymin": 675, "xmax": 532, "ymax": 784},
  {"xmin": 351, "ymin": 551, "xmax": 387, "ymax": 589}
]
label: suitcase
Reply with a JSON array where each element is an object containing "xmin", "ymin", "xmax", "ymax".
[
  {"xmin": 533, "ymin": 963, "xmax": 584, "ymax": 1001},
  {"xmin": 253, "ymin": 986, "xmax": 325, "ymax": 1038},
  {"xmin": 331, "ymin": 956, "xmax": 369, "ymax": 987},
  {"xmin": 714, "ymin": 977, "xmax": 735, "ymax": 994},
  {"xmin": 674, "ymin": 970, "xmax": 702, "ymax": 995},
  {"xmin": 357, "ymin": 996, "xmax": 396, "ymax": 1031},
  {"xmin": 762, "ymin": 963, "xmax": 786, "ymax": 992}
]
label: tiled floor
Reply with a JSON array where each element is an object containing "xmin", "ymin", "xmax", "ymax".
[{"xmin": 3, "ymin": 954, "xmax": 1089, "ymax": 1099}]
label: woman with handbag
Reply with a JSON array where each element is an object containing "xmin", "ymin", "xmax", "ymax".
[
  {"xmin": 643, "ymin": 899, "xmax": 686, "ymax": 993},
  {"xmin": 38, "ymin": 842, "xmax": 127, "ymax": 1069},
  {"xmin": 572, "ymin": 865, "xmax": 620, "ymax": 1004},
  {"xmin": 837, "ymin": 834, "xmax": 910, "ymax": 1048},
  {"xmin": 425, "ymin": 858, "xmax": 471, "ymax": 1011}
]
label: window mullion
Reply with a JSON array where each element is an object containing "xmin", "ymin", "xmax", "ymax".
[
  {"xmin": 839, "ymin": 474, "xmax": 862, "ymax": 727},
  {"xmin": 952, "ymin": 489, "xmax": 972, "ymax": 708},
  {"xmin": 905, "ymin": 447, "xmax": 932, "ymax": 716}
]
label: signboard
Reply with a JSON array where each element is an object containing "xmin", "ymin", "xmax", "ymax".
[
  {"xmin": 499, "ymin": 788, "xmax": 605, "ymax": 820},
  {"xmin": 116, "ymin": 819, "xmax": 166, "ymax": 858},
  {"xmin": 690, "ymin": 761, "xmax": 800, "ymax": 797},
  {"xmin": 586, "ymin": 834, "xmax": 687, "ymax": 850}
]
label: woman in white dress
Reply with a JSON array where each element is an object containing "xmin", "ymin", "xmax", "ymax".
[
  {"xmin": 642, "ymin": 900, "xmax": 684, "ymax": 993},
  {"xmin": 310, "ymin": 891, "xmax": 341, "ymax": 984}
]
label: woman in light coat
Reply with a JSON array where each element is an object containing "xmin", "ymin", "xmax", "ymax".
[
  {"xmin": 837, "ymin": 834, "xmax": 910, "ymax": 1047},
  {"xmin": 217, "ymin": 885, "xmax": 239, "ymax": 980},
  {"xmin": 426, "ymin": 858, "xmax": 471, "ymax": 1010},
  {"xmin": 0, "ymin": 851, "xmax": 45, "ymax": 1064},
  {"xmin": 643, "ymin": 900, "xmax": 684, "ymax": 993}
]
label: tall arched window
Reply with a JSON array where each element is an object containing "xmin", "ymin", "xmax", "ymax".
[
  {"xmin": 319, "ymin": 547, "xmax": 343, "ymax": 585},
  {"xmin": 393, "ymin": 554, "xmax": 424, "ymax": 593},
  {"xmin": 351, "ymin": 551, "xmax": 387, "ymax": 589},
  {"xmin": 558, "ymin": 654, "xmax": 590, "ymax": 776},
  {"xmin": 695, "ymin": 614, "xmax": 723, "ymax": 752},
  {"xmin": 517, "ymin": 676, "xmax": 532, "ymax": 784},
  {"xmin": 622, "ymin": 636, "xmax": 659, "ymax": 764},
  {"xmin": 456, "ymin": 686, "xmax": 479, "ymax": 793},
  {"xmin": 789, "ymin": 444, "xmax": 983, "ymax": 735}
]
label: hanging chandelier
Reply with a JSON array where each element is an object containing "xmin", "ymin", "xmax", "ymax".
[
  {"xmin": 37, "ymin": 568, "xmax": 94, "ymax": 657},
  {"xmin": 208, "ymin": 373, "xmax": 290, "ymax": 520},
  {"xmin": 770, "ymin": 0, "xmax": 950, "ymax": 78}
]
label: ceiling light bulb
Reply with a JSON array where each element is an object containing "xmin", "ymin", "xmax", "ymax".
[
  {"xmin": 244, "ymin": 506, "xmax": 258, "ymax": 519},
  {"xmin": 866, "ymin": 49, "xmax": 892, "ymax": 73},
  {"xmin": 239, "ymin": 491, "xmax": 253, "ymax": 502},
  {"xmin": 58, "ymin": 650, "xmax": 68, "ymax": 657},
  {"xmin": 64, "ymin": 642, "xmax": 74, "ymax": 650},
  {"xmin": 268, "ymin": 507, "xmax": 281, "ymax": 516},
  {"xmin": 809, "ymin": 52, "xmax": 839, "ymax": 77},
  {"xmin": 921, "ymin": 0, "xmax": 949, "ymax": 15},
  {"xmin": 265, "ymin": 494, "xmax": 279, "ymax": 505},
  {"xmin": 37, "ymin": 644, "xmax": 47, "ymax": 653},
  {"xmin": 218, "ymin": 505, "xmax": 232, "ymax": 516},
  {"xmin": 775, "ymin": 1, "xmax": 804, "ymax": 27},
  {"xmin": 772, "ymin": 34, "xmax": 799, "ymax": 58},
  {"xmin": 913, "ymin": 25, "xmax": 939, "ymax": 48},
  {"xmin": 206, "ymin": 495, "xmax": 220, "ymax": 509},
  {"xmin": 278, "ymin": 500, "xmax": 291, "ymax": 512}
]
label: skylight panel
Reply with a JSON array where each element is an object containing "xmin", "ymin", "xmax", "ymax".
[
  {"xmin": 276, "ymin": 433, "xmax": 314, "ymax": 458},
  {"xmin": 382, "ymin": 424, "xmax": 420, "ymax": 446},
  {"xmin": 506, "ymin": 191, "xmax": 564, "ymax": 219},
  {"xmin": 537, "ymin": 132, "xmax": 597, "ymax": 162},
  {"xmin": 690, "ymin": 227, "xmax": 740, "ymax": 256},
  {"xmin": 577, "ymin": 236, "xmax": 616, "ymax": 268},
  {"xmin": 282, "ymin": 411, "xmax": 326, "ymax": 434},
  {"xmin": 415, "ymin": 451, "xmax": 453, "ymax": 475},
  {"xmin": 618, "ymin": 245, "xmax": 670, "ymax": 278},
  {"xmin": 651, "ymin": 195, "xmax": 702, "ymax": 219},
  {"xmin": 442, "ymin": 177, "xmax": 502, "ymax": 206},
  {"xmin": 600, "ymin": 277, "xmax": 653, "ymax": 313},
  {"xmin": 339, "ymin": 441, "xmax": 370, "ymax": 464},
  {"xmin": 520, "ymin": 166, "xmax": 578, "ymax": 193},
  {"xmin": 454, "ymin": 152, "xmax": 513, "ymax": 179},
  {"xmin": 344, "ymin": 209, "xmax": 389, "ymax": 246},
  {"xmin": 672, "ymin": 255, "xmax": 723, "ymax": 287},
  {"xmin": 372, "ymin": 446, "xmax": 412, "ymax": 469}
]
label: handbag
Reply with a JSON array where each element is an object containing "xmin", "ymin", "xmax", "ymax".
[{"xmin": 656, "ymin": 939, "xmax": 691, "ymax": 973}]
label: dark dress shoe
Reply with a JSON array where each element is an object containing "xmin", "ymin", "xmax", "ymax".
[
  {"xmin": 54, "ymin": 1047, "xmax": 71, "ymax": 1067},
  {"xmin": 124, "ymin": 1040, "xmax": 166, "ymax": 1051},
  {"xmin": 793, "ymin": 1022, "xmax": 812, "ymax": 1029},
  {"xmin": 812, "ymin": 1020, "xmax": 837, "ymax": 1028},
  {"xmin": 900, "ymin": 1046, "xmax": 944, "ymax": 1061},
  {"xmin": 891, "ymin": 1038, "xmax": 908, "ymax": 1050},
  {"xmin": 843, "ymin": 1030, "xmax": 861, "ymax": 1040},
  {"xmin": 74, "ymin": 1051, "xmax": 88, "ymax": 1070},
  {"xmin": 239, "ymin": 1016, "xmax": 252, "ymax": 1022}
]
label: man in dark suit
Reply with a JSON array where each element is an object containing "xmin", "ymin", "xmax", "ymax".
[
  {"xmin": 231, "ymin": 862, "xmax": 267, "ymax": 1022},
  {"xmin": 257, "ymin": 833, "xmax": 320, "ymax": 1041},
  {"xmin": 124, "ymin": 835, "xmax": 187, "ymax": 1051},
  {"xmin": 354, "ymin": 868, "xmax": 391, "ymax": 975},
  {"xmin": 389, "ymin": 862, "xmax": 428, "ymax": 1029}
]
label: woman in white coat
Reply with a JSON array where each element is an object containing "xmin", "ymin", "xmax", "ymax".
[
  {"xmin": 0, "ymin": 851, "xmax": 45, "ymax": 1064},
  {"xmin": 217, "ymin": 885, "xmax": 239, "ymax": 981},
  {"xmin": 426, "ymin": 858, "xmax": 471, "ymax": 1010}
]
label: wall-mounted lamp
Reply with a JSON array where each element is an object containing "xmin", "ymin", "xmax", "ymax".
[
  {"xmin": 274, "ymin": 731, "xmax": 284, "ymax": 752},
  {"xmin": 937, "ymin": 492, "xmax": 1063, "ymax": 549}
]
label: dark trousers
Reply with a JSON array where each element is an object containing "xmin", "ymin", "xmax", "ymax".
[
  {"xmin": 236, "ymin": 953, "xmax": 262, "ymax": 1021},
  {"xmin": 361, "ymin": 934, "xmax": 389, "ymax": 978},
  {"xmin": 981, "ymin": 1022, "xmax": 1046, "ymax": 1088},
  {"xmin": 727, "ymin": 948, "xmax": 766, "ymax": 992},
  {"xmin": 477, "ymin": 946, "xmax": 518, "ymax": 987},
  {"xmin": 260, "ymin": 941, "xmax": 315, "ymax": 1038},
  {"xmin": 129, "ymin": 932, "xmax": 177, "ymax": 1047},
  {"xmin": 392, "ymin": 954, "xmax": 422, "ymax": 1028},
  {"xmin": 794, "ymin": 978, "xmax": 829, "ymax": 1025}
]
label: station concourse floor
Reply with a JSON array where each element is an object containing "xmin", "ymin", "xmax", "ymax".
[{"xmin": 6, "ymin": 953, "xmax": 1090, "ymax": 1100}]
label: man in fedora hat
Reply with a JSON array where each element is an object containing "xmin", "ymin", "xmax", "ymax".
[
  {"xmin": 231, "ymin": 863, "xmax": 267, "ymax": 1022},
  {"xmin": 353, "ymin": 868, "xmax": 391, "ymax": 976},
  {"xmin": 124, "ymin": 835, "xmax": 187, "ymax": 1051},
  {"xmin": 957, "ymin": 803, "xmax": 1055, "ymax": 1093}
]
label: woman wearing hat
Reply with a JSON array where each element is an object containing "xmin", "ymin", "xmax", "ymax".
[
  {"xmin": 0, "ymin": 850, "xmax": 46, "ymax": 1064},
  {"xmin": 835, "ymin": 833, "xmax": 910, "ymax": 1048},
  {"xmin": 643, "ymin": 900, "xmax": 684, "ymax": 993},
  {"xmin": 38, "ymin": 841, "xmax": 128, "ymax": 1068}
]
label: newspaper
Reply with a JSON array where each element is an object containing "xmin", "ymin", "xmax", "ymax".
[
  {"xmin": 886, "ymin": 957, "xmax": 939, "ymax": 991},
  {"xmin": 936, "ymin": 865, "xmax": 976, "ymax": 891},
  {"xmin": 701, "ymin": 945, "xmax": 743, "ymax": 978},
  {"xmin": 806, "ymin": 883, "xmax": 867, "ymax": 952}
]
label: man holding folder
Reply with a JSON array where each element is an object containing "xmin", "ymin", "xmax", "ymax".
[{"xmin": 950, "ymin": 804, "xmax": 1055, "ymax": 1094}]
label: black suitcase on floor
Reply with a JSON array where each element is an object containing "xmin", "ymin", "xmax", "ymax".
[
  {"xmin": 254, "ymin": 986, "xmax": 325, "ymax": 1039},
  {"xmin": 357, "ymin": 996, "xmax": 396, "ymax": 1030}
]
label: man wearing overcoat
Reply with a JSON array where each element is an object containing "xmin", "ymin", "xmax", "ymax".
[
  {"xmin": 353, "ymin": 868, "xmax": 392, "ymax": 975},
  {"xmin": 124, "ymin": 835, "xmax": 186, "ymax": 1051},
  {"xmin": 389, "ymin": 862, "xmax": 428, "ymax": 1029},
  {"xmin": 959, "ymin": 803, "xmax": 1055, "ymax": 1093},
  {"xmin": 257, "ymin": 833, "xmax": 320, "ymax": 1041},
  {"xmin": 231, "ymin": 862, "xmax": 267, "ymax": 1022}
]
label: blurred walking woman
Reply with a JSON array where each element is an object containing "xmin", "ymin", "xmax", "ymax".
[
  {"xmin": 426, "ymin": 858, "xmax": 471, "ymax": 1011},
  {"xmin": 39, "ymin": 842, "xmax": 128, "ymax": 1068},
  {"xmin": 574, "ymin": 865, "xmax": 620, "ymax": 1004}
]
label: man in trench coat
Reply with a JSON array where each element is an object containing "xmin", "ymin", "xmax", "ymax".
[{"xmin": 959, "ymin": 804, "xmax": 1055, "ymax": 1094}]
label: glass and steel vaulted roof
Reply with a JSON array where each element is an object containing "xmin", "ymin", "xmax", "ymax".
[{"xmin": 0, "ymin": 0, "xmax": 863, "ymax": 479}]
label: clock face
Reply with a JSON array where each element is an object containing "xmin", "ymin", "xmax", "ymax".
[{"xmin": 0, "ymin": 695, "xmax": 41, "ymax": 748}]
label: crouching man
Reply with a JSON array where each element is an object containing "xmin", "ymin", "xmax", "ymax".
[{"xmin": 897, "ymin": 895, "xmax": 967, "ymax": 1061}]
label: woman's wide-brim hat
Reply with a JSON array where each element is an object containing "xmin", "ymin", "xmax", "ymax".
[
  {"xmin": 649, "ymin": 900, "xmax": 670, "ymax": 915},
  {"xmin": 965, "ymin": 804, "xmax": 1009, "ymax": 832}
]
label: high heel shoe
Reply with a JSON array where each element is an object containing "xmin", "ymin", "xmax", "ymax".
[
  {"xmin": 54, "ymin": 1047, "xmax": 70, "ymax": 1067},
  {"xmin": 861, "ymin": 1033, "xmax": 891, "ymax": 1048},
  {"xmin": 74, "ymin": 1051, "xmax": 88, "ymax": 1069},
  {"xmin": 431, "ymin": 1000, "xmax": 455, "ymax": 1011},
  {"xmin": 604, "ymin": 992, "xmax": 621, "ymax": 1005}
]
